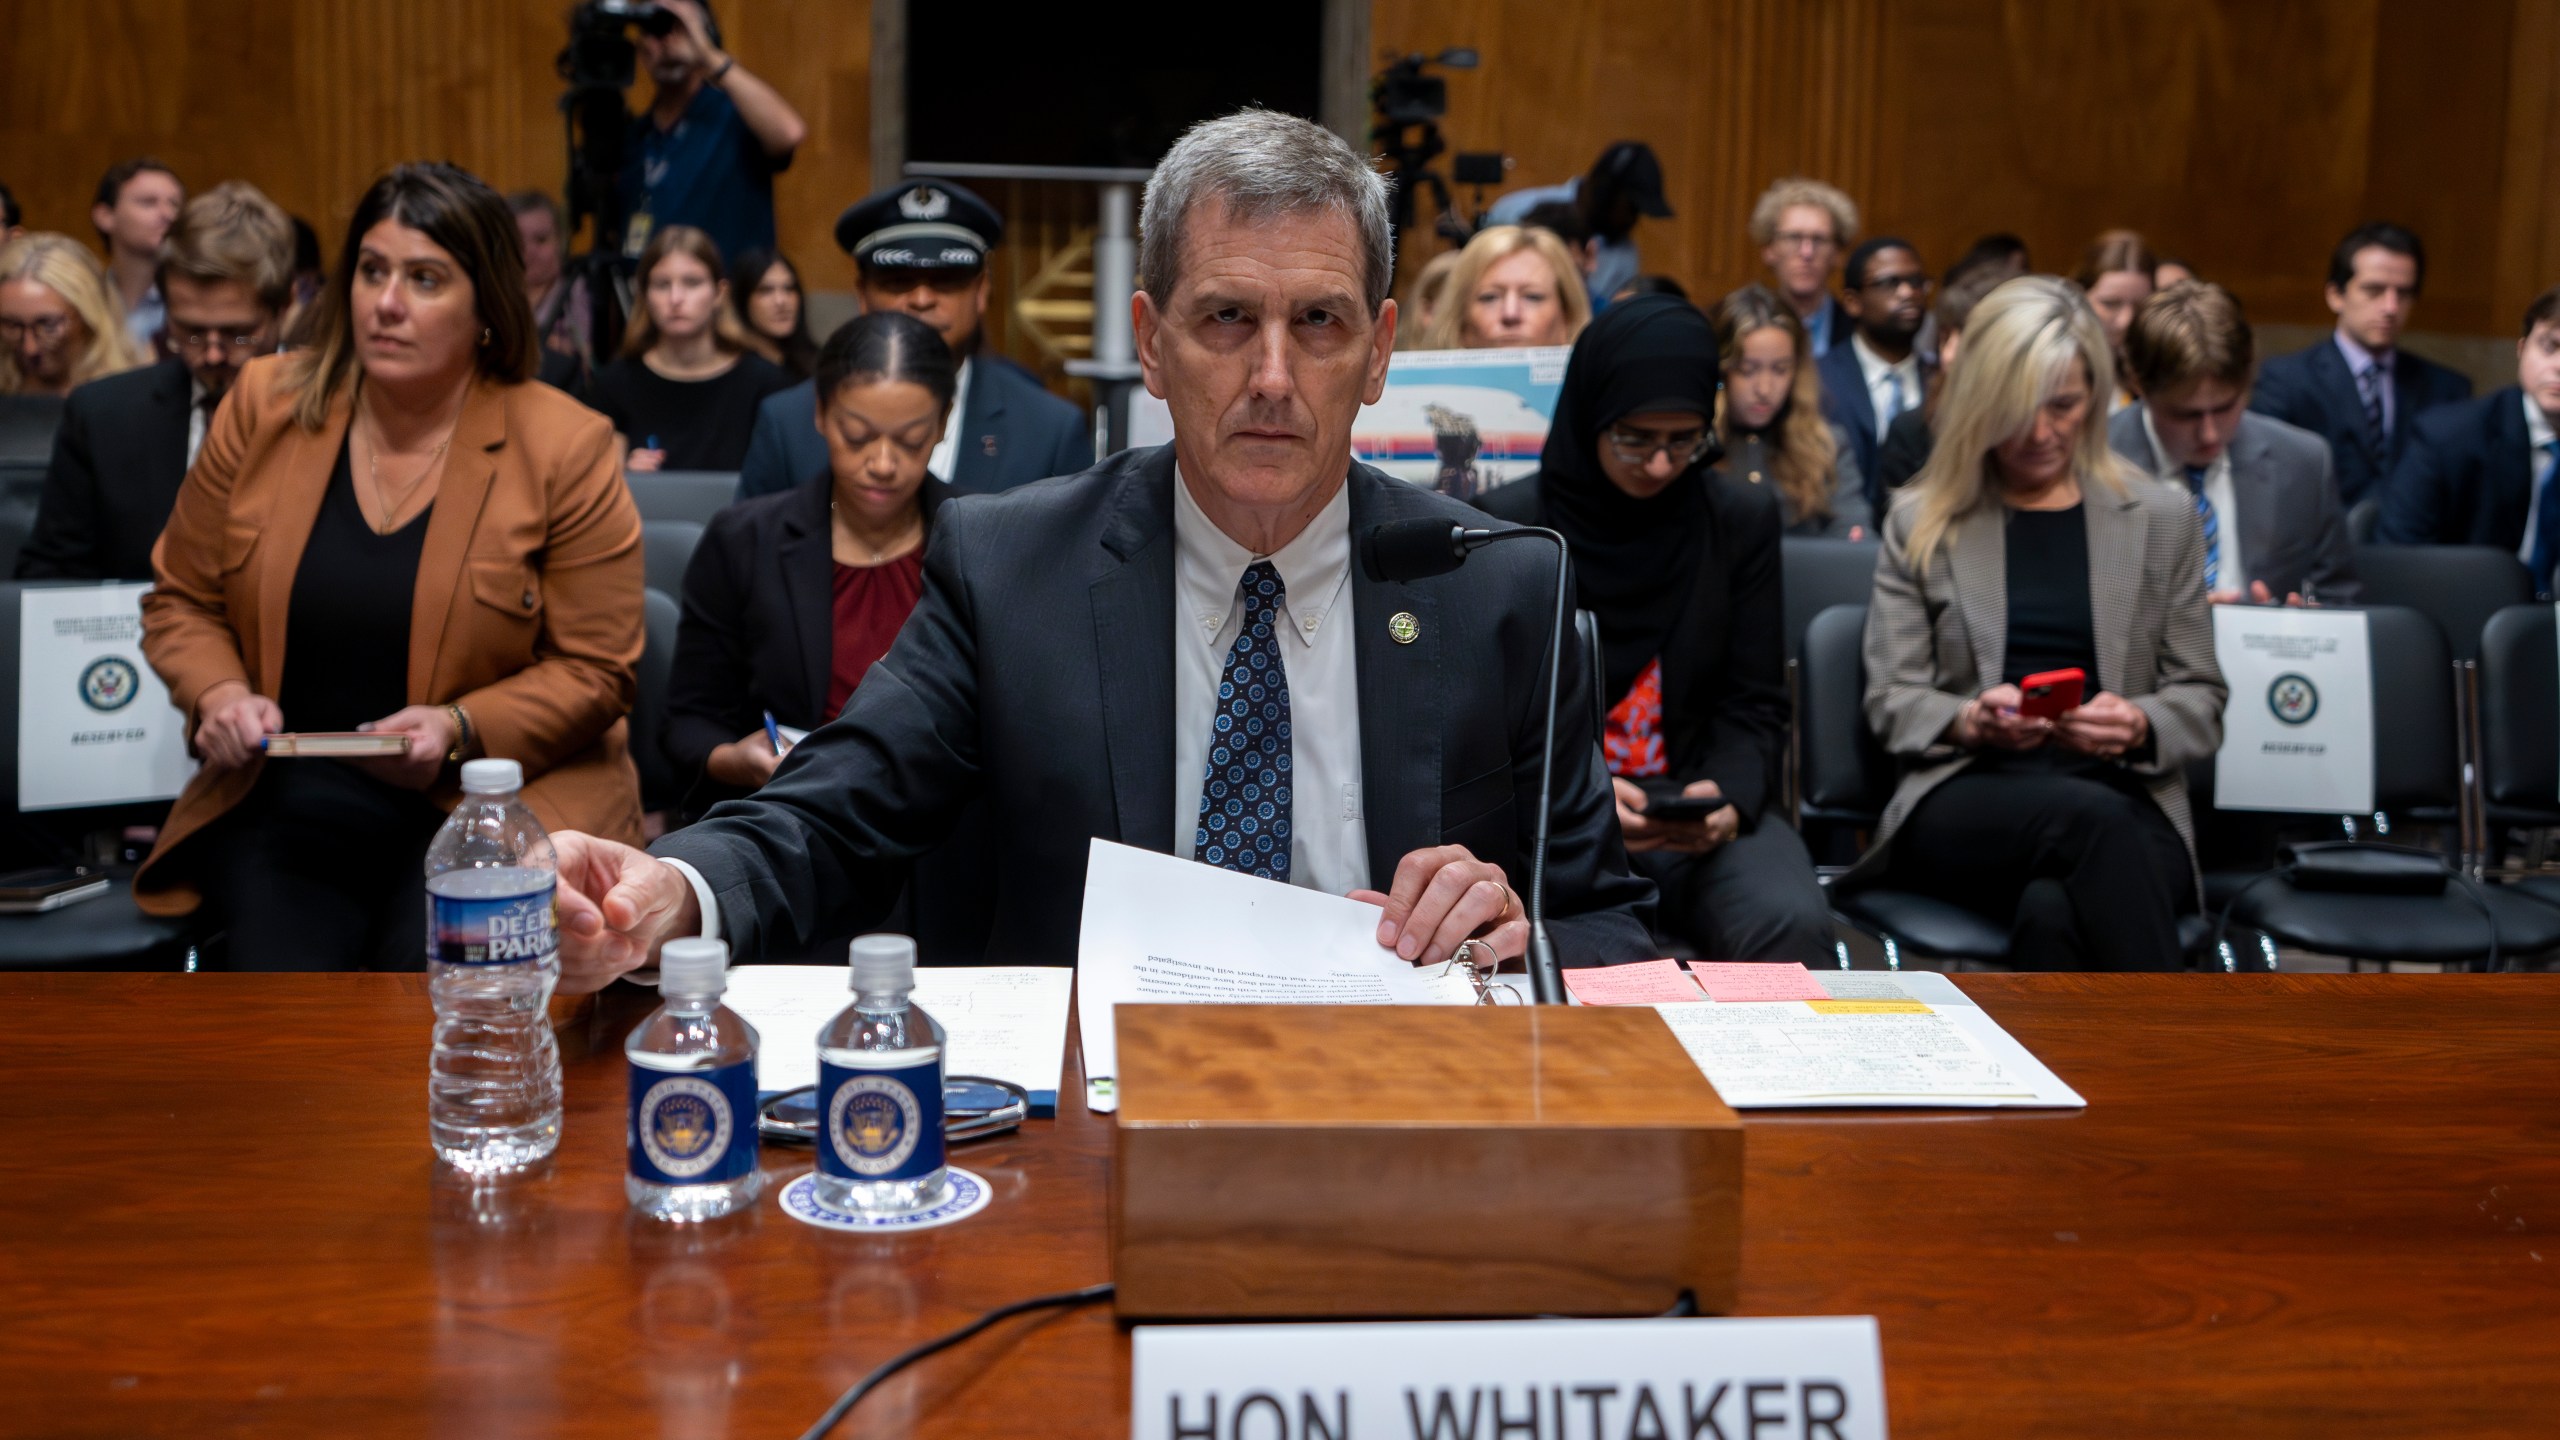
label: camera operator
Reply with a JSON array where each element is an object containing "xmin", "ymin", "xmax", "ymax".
[{"xmin": 616, "ymin": 0, "xmax": 807, "ymax": 270}]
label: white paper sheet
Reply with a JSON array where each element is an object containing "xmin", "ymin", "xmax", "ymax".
[
  {"xmin": 1650, "ymin": 970, "xmax": 2083, "ymax": 1109},
  {"xmin": 1075, "ymin": 840, "xmax": 1481, "ymax": 1109},
  {"xmin": 2212, "ymin": 605, "xmax": 2374, "ymax": 814},
  {"xmin": 719, "ymin": 965, "xmax": 1072, "ymax": 1103}
]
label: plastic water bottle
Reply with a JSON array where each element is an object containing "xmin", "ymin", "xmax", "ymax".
[
  {"xmin": 814, "ymin": 934, "xmax": 947, "ymax": 1214},
  {"xmin": 426, "ymin": 758, "xmax": 563, "ymax": 1175},
  {"xmin": 626, "ymin": 937, "xmax": 761, "ymax": 1221}
]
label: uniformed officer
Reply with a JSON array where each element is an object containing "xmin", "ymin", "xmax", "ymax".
[{"xmin": 737, "ymin": 179, "xmax": 1092, "ymax": 499}]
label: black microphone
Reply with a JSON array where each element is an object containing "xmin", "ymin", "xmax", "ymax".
[{"xmin": 1361, "ymin": 517, "xmax": 1574, "ymax": 1006}]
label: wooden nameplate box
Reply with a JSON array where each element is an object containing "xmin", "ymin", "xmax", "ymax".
[{"xmin": 1110, "ymin": 1003, "xmax": 1742, "ymax": 1319}]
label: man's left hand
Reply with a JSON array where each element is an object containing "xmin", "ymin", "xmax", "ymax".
[{"xmin": 1349, "ymin": 844, "xmax": 1525, "ymax": 969}]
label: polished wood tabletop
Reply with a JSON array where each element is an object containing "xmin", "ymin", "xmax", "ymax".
[{"xmin": 4, "ymin": 972, "xmax": 2557, "ymax": 1438}]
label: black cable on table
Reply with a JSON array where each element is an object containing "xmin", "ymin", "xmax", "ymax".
[{"xmin": 797, "ymin": 1281, "xmax": 1116, "ymax": 1440}]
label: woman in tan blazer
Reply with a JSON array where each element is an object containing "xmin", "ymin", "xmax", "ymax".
[
  {"xmin": 140, "ymin": 163, "xmax": 644, "ymax": 969},
  {"xmin": 1852, "ymin": 276, "xmax": 2225, "ymax": 970}
]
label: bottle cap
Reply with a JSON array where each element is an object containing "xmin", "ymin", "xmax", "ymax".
[
  {"xmin": 659, "ymin": 936, "xmax": 728, "ymax": 996},
  {"xmin": 848, "ymin": 933, "xmax": 917, "ymax": 994},
  {"xmin": 459, "ymin": 758, "xmax": 523, "ymax": 794}
]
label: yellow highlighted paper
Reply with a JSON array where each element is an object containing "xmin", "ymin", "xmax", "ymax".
[{"xmin": 1805, "ymin": 1000, "xmax": 1933, "ymax": 1015}]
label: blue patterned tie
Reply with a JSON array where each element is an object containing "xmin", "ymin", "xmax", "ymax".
[
  {"xmin": 2184, "ymin": 465, "xmax": 2220, "ymax": 593},
  {"xmin": 1193, "ymin": 561, "xmax": 1293, "ymax": 882},
  {"xmin": 2359, "ymin": 362, "xmax": 2388, "ymax": 461},
  {"xmin": 2530, "ymin": 440, "xmax": 2560, "ymax": 598}
]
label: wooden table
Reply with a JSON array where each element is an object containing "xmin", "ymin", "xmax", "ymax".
[{"xmin": 5, "ymin": 973, "xmax": 2556, "ymax": 1437}]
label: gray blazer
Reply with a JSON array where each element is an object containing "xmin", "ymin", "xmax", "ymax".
[
  {"xmin": 2108, "ymin": 406, "xmax": 2361, "ymax": 603},
  {"xmin": 1850, "ymin": 471, "xmax": 2228, "ymax": 886}
]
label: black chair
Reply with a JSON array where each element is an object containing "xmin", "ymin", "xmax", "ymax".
[
  {"xmin": 629, "ymin": 588, "xmax": 683, "ymax": 815},
  {"xmin": 2345, "ymin": 496, "xmax": 2380, "ymax": 546},
  {"xmin": 2221, "ymin": 605, "xmax": 2560, "ymax": 969},
  {"xmin": 0, "ymin": 392, "xmax": 64, "ymax": 458},
  {"xmin": 2474, "ymin": 604, "xmax": 2560, "ymax": 832},
  {"xmin": 0, "ymin": 460, "xmax": 50, "ymax": 580},
  {"xmin": 1780, "ymin": 537, "xmax": 1879, "ymax": 663},
  {"xmin": 2352, "ymin": 544, "xmax": 2531, "ymax": 664},
  {"xmin": 626, "ymin": 469, "xmax": 738, "ymax": 526},
  {"xmin": 0, "ymin": 395, "xmax": 64, "ymax": 464},
  {"xmin": 1573, "ymin": 609, "xmax": 1604, "ymax": 738},
  {"xmin": 643, "ymin": 519, "xmax": 704, "ymax": 596},
  {"xmin": 1800, "ymin": 602, "xmax": 2212, "ymax": 967},
  {"xmin": 0, "ymin": 582, "xmax": 192, "ymax": 970}
]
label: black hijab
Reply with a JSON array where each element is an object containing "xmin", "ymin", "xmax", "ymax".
[{"xmin": 1534, "ymin": 293, "xmax": 1724, "ymax": 700}]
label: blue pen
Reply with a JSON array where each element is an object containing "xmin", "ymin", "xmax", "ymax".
[{"xmin": 763, "ymin": 710, "xmax": 788, "ymax": 756}]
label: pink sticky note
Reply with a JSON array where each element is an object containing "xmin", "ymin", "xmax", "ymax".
[
  {"xmin": 1562, "ymin": 958, "xmax": 1708, "ymax": 1005},
  {"xmin": 1686, "ymin": 961, "xmax": 1833, "ymax": 1003}
]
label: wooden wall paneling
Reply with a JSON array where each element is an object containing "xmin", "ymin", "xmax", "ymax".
[{"xmin": 2491, "ymin": 0, "xmax": 2560, "ymax": 338}]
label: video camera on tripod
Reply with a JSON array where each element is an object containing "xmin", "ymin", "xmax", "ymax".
[{"xmin": 1372, "ymin": 49, "xmax": 1508, "ymax": 248}]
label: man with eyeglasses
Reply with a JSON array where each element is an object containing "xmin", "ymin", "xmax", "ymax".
[
  {"xmin": 19, "ymin": 183, "xmax": 295, "ymax": 581},
  {"xmin": 1818, "ymin": 236, "xmax": 1933, "ymax": 512},
  {"xmin": 1748, "ymin": 177, "xmax": 1860, "ymax": 357}
]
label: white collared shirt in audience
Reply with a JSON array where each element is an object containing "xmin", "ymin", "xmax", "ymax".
[{"xmin": 1851, "ymin": 333, "xmax": 1921, "ymax": 438}]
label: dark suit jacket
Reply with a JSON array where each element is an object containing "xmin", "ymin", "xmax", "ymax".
[
  {"xmin": 2374, "ymin": 385, "xmax": 2537, "ymax": 550},
  {"xmin": 1875, "ymin": 407, "xmax": 1934, "ymax": 494},
  {"xmin": 2109, "ymin": 406, "xmax": 2361, "ymax": 602},
  {"xmin": 1475, "ymin": 471, "xmax": 1790, "ymax": 828},
  {"xmin": 1817, "ymin": 339, "xmax": 1923, "ymax": 516},
  {"xmin": 17, "ymin": 357, "xmax": 193, "ymax": 581},
  {"xmin": 2249, "ymin": 337, "xmax": 2473, "ymax": 507},
  {"xmin": 736, "ymin": 351, "xmax": 1093, "ymax": 500},
  {"xmin": 654, "ymin": 446, "xmax": 1657, "ymax": 967}
]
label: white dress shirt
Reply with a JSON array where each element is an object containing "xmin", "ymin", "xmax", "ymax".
[
  {"xmin": 926, "ymin": 357, "xmax": 974, "ymax": 483},
  {"xmin": 670, "ymin": 466, "xmax": 1374, "ymax": 946},
  {"xmin": 1171, "ymin": 468, "xmax": 1368, "ymax": 896},
  {"xmin": 1850, "ymin": 333, "xmax": 1921, "ymax": 439},
  {"xmin": 2517, "ymin": 390, "xmax": 2556, "ymax": 567},
  {"xmin": 2141, "ymin": 407, "xmax": 2245, "ymax": 591},
  {"xmin": 187, "ymin": 378, "xmax": 210, "ymax": 469}
]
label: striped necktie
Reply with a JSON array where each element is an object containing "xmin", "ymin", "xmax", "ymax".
[
  {"xmin": 2184, "ymin": 465, "xmax": 2220, "ymax": 593},
  {"xmin": 2358, "ymin": 361, "xmax": 2388, "ymax": 461}
]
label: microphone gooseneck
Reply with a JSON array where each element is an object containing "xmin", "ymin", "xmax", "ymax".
[{"xmin": 1359, "ymin": 519, "xmax": 1573, "ymax": 1004}]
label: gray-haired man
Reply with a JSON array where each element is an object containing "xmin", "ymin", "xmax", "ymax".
[{"xmin": 547, "ymin": 109, "xmax": 1654, "ymax": 986}]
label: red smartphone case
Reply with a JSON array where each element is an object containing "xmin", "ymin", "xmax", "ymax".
[{"xmin": 2016, "ymin": 667, "xmax": 2087, "ymax": 719}]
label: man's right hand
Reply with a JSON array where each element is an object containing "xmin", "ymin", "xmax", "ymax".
[
  {"xmin": 195, "ymin": 682, "xmax": 282, "ymax": 770},
  {"xmin": 553, "ymin": 831, "xmax": 702, "ymax": 995}
]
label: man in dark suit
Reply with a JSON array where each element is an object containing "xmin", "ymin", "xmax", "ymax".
[
  {"xmin": 546, "ymin": 109, "xmax": 1653, "ymax": 990},
  {"xmin": 1818, "ymin": 237, "xmax": 1931, "ymax": 514},
  {"xmin": 2376, "ymin": 285, "xmax": 2560, "ymax": 594},
  {"xmin": 2249, "ymin": 221, "xmax": 2472, "ymax": 507},
  {"xmin": 18, "ymin": 182, "xmax": 294, "ymax": 581},
  {"xmin": 736, "ymin": 180, "xmax": 1091, "ymax": 500},
  {"xmin": 2112, "ymin": 281, "xmax": 2358, "ymax": 604}
]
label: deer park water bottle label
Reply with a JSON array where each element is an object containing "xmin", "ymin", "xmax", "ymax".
[
  {"xmin": 817, "ymin": 1057, "xmax": 946, "ymax": 1181},
  {"xmin": 628, "ymin": 1058, "xmax": 758, "ymax": 1186},
  {"xmin": 429, "ymin": 880, "xmax": 559, "ymax": 966}
]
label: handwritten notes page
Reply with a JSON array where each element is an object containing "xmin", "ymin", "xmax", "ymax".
[
  {"xmin": 1560, "ymin": 959, "xmax": 1706, "ymax": 1005},
  {"xmin": 1074, "ymin": 841, "xmax": 1481, "ymax": 1109}
]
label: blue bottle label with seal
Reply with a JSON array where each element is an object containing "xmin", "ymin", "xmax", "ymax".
[
  {"xmin": 629, "ymin": 1058, "xmax": 759, "ymax": 1186},
  {"xmin": 429, "ymin": 882, "xmax": 557, "ymax": 966},
  {"xmin": 817, "ymin": 1057, "xmax": 946, "ymax": 1181}
]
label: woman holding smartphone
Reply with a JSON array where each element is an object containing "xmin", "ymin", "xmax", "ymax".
[
  {"xmin": 1852, "ymin": 276, "xmax": 2225, "ymax": 970},
  {"xmin": 1477, "ymin": 294, "xmax": 1834, "ymax": 964}
]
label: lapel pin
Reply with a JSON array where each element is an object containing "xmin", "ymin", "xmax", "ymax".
[{"xmin": 1388, "ymin": 612, "xmax": 1419, "ymax": 645}]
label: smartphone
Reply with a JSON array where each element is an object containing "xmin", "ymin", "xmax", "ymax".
[
  {"xmin": 2017, "ymin": 667, "xmax": 2087, "ymax": 720},
  {"xmin": 1638, "ymin": 783, "xmax": 1735, "ymax": 823}
]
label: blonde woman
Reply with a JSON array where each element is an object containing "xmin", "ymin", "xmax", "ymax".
[
  {"xmin": 0, "ymin": 234, "xmax": 148, "ymax": 396},
  {"xmin": 1711, "ymin": 284, "xmax": 1867, "ymax": 538},
  {"xmin": 1849, "ymin": 276, "xmax": 2225, "ymax": 970},
  {"xmin": 1419, "ymin": 224, "xmax": 1590, "ymax": 350},
  {"xmin": 581, "ymin": 225, "xmax": 790, "ymax": 472}
]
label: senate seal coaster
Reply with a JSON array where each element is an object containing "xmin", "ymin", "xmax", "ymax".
[{"xmin": 777, "ymin": 1167, "xmax": 990, "ymax": 1233}]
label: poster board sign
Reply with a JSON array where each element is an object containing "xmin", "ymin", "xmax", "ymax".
[
  {"xmin": 2211, "ymin": 605, "xmax": 2373, "ymax": 815},
  {"xmin": 1350, "ymin": 345, "xmax": 1570, "ymax": 500},
  {"xmin": 18, "ymin": 583, "xmax": 194, "ymax": 810}
]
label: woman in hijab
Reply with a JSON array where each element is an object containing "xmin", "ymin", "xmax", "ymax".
[{"xmin": 1475, "ymin": 294, "xmax": 1834, "ymax": 964}]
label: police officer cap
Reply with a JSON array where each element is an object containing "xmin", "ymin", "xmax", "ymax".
[{"xmin": 835, "ymin": 181, "xmax": 1004, "ymax": 272}]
